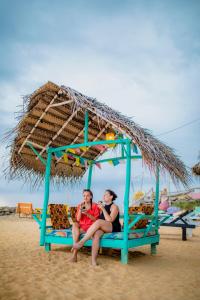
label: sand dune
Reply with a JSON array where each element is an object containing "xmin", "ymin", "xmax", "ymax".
[{"xmin": 0, "ymin": 215, "xmax": 200, "ymax": 300}]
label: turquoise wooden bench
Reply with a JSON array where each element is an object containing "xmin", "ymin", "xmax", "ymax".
[
  {"xmin": 30, "ymin": 132, "xmax": 160, "ymax": 264},
  {"xmin": 33, "ymin": 212, "xmax": 160, "ymax": 257}
]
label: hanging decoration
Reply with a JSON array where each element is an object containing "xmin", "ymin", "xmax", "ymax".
[
  {"xmin": 95, "ymin": 162, "xmax": 102, "ymax": 169},
  {"xmin": 106, "ymin": 132, "xmax": 115, "ymax": 140},
  {"xmin": 106, "ymin": 132, "xmax": 116, "ymax": 148},
  {"xmin": 95, "ymin": 144, "xmax": 107, "ymax": 151},
  {"xmin": 64, "ymin": 148, "xmax": 93, "ymax": 167},
  {"xmin": 67, "ymin": 148, "xmax": 76, "ymax": 154},
  {"xmin": 54, "ymin": 144, "xmax": 132, "ymax": 170},
  {"xmin": 80, "ymin": 146, "xmax": 89, "ymax": 152},
  {"xmin": 80, "ymin": 157, "xmax": 85, "ymax": 165},
  {"xmin": 54, "ymin": 151, "xmax": 63, "ymax": 159},
  {"xmin": 84, "ymin": 160, "xmax": 88, "ymax": 168},
  {"xmin": 112, "ymin": 158, "xmax": 120, "ymax": 166},
  {"xmin": 68, "ymin": 154, "xmax": 75, "ymax": 160},
  {"xmin": 75, "ymin": 157, "xmax": 80, "ymax": 166},
  {"xmin": 116, "ymin": 133, "xmax": 123, "ymax": 139},
  {"xmin": 114, "ymin": 129, "xmax": 123, "ymax": 140},
  {"xmin": 132, "ymin": 144, "xmax": 138, "ymax": 154},
  {"xmin": 75, "ymin": 148, "xmax": 81, "ymax": 155},
  {"xmin": 63, "ymin": 153, "xmax": 68, "ymax": 164}
]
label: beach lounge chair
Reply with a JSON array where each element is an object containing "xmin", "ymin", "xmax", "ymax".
[
  {"xmin": 17, "ymin": 202, "xmax": 33, "ymax": 218},
  {"xmin": 188, "ymin": 207, "xmax": 200, "ymax": 222},
  {"xmin": 185, "ymin": 207, "xmax": 200, "ymax": 227},
  {"xmin": 159, "ymin": 210, "xmax": 196, "ymax": 240}
]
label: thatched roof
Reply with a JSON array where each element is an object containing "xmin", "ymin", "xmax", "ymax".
[
  {"xmin": 4, "ymin": 81, "xmax": 190, "ymax": 186},
  {"xmin": 192, "ymin": 162, "xmax": 200, "ymax": 176}
]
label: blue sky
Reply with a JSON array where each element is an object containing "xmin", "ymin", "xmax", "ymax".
[{"xmin": 0, "ymin": 0, "xmax": 199, "ymax": 208}]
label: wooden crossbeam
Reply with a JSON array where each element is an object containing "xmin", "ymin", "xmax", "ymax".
[
  {"xmin": 18, "ymin": 90, "xmax": 63, "ymax": 154},
  {"xmin": 49, "ymin": 100, "xmax": 74, "ymax": 107},
  {"xmin": 84, "ymin": 106, "xmax": 130, "ymax": 141},
  {"xmin": 35, "ymin": 107, "xmax": 80, "ymax": 160},
  {"xmin": 55, "ymin": 115, "xmax": 98, "ymax": 165},
  {"xmin": 72, "ymin": 123, "xmax": 110, "ymax": 166}
]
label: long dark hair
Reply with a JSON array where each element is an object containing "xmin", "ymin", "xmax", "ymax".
[
  {"xmin": 83, "ymin": 189, "xmax": 93, "ymax": 206},
  {"xmin": 106, "ymin": 189, "xmax": 117, "ymax": 201}
]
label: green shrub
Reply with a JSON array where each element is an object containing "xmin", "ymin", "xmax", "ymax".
[{"xmin": 172, "ymin": 200, "xmax": 200, "ymax": 210}]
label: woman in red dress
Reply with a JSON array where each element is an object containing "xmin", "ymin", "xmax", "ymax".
[{"xmin": 69, "ymin": 189, "xmax": 100, "ymax": 262}]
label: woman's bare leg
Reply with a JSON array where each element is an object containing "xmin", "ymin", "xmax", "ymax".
[
  {"xmin": 73, "ymin": 220, "xmax": 112, "ymax": 249},
  {"xmin": 69, "ymin": 222, "xmax": 80, "ymax": 262},
  {"xmin": 91, "ymin": 230, "xmax": 104, "ymax": 266}
]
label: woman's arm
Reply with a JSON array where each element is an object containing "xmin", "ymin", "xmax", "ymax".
[
  {"xmin": 101, "ymin": 204, "xmax": 119, "ymax": 222},
  {"xmin": 76, "ymin": 206, "xmax": 82, "ymax": 222},
  {"xmin": 82, "ymin": 212, "xmax": 97, "ymax": 221},
  {"xmin": 83, "ymin": 205, "xmax": 100, "ymax": 221}
]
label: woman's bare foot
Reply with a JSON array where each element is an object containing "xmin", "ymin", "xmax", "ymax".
[
  {"xmin": 68, "ymin": 255, "xmax": 77, "ymax": 263},
  {"xmin": 91, "ymin": 260, "xmax": 99, "ymax": 267}
]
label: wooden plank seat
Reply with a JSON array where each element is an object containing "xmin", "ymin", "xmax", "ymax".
[
  {"xmin": 44, "ymin": 227, "xmax": 159, "ymax": 254},
  {"xmin": 33, "ymin": 207, "xmax": 160, "ymax": 259},
  {"xmin": 45, "ymin": 228, "xmax": 156, "ymax": 239}
]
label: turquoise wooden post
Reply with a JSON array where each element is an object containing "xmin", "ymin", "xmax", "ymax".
[
  {"xmin": 151, "ymin": 165, "xmax": 160, "ymax": 254},
  {"xmin": 121, "ymin": 140, "xmax": 131, "ymax": 264},
  {"xmin": 155, "ymin": 165, "xmax": 160, "ymax": 230},
  {"xmin": 40, "ymin": 150, "xmax": 52, "ymax": 246},
  {"xmin": 84, "ymin": 110, "xmax": 89, "ymax": 143},
  {"xmin": 87, "ymin": 163, "xmax": 93, "ymax": 189},
  {"xmin": 121, "ymin": 145, "xmax": 125, "ymax": 158},
  {"xmin": 27, "ymin": 142, "xmax": 46, "ymax": 166}
]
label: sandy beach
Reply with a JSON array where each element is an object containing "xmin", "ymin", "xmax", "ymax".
[{"xmin": 0, "ymin": 214, "xmax": 200, "ymax": 300}]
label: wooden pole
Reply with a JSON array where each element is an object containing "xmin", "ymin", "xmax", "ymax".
[
  {"xmin": 121, "ymin": 140, "xmax": 131, "ymax": 264},
  {"xmin": 155, "ymin": 165, "xmax": 160, "ymax": 231},
  {"xmin": 87, "ymin": 163, "xmax": 93, "ymax": 189},
  {"xmin": 40, "ymin": 150, "xmax": 52, "ymax": 246},
  {"xmin": 84, "ymin": 110, "xmax": 89, "ymax": 144}
]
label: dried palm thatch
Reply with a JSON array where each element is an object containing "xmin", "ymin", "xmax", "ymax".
[
  {"xmin": 192, "ymin": 162, "xmax": 200, "ymax": 176},
  {"xmin": 4, "ymin": 81, "xmax": 190, "ymax": 187}
]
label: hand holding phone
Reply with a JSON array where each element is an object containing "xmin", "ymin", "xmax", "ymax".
[
  {"xmin": 80, "ymin": 203, "xmax": 87, "ymax": 212},
  {"xmin": 98, "ymin": 201, "xmax": 105, "ymax": 210}
]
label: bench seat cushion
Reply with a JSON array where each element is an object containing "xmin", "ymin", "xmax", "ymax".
[{"xmin": 46, "ymin": 228, "xmax": 156, "ymax": 239}]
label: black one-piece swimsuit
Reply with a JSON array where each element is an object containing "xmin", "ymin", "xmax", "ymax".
[{"xmin": 99, "ymin": 203, "xmax": 121, "ymax": 232}]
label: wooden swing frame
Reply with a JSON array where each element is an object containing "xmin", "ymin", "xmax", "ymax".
[{"xmin": 31, "ymin": 110, "xmax": 160, "ymax": 264}]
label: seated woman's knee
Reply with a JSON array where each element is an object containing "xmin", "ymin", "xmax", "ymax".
[{"xmin": 95, "ymin": 219, "xmax": 104, "ymax": 226}]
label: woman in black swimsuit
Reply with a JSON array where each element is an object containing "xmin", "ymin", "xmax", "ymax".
[{"xmin": 73, "ymin": 189, "xmax": 121, "ymax": 265}]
